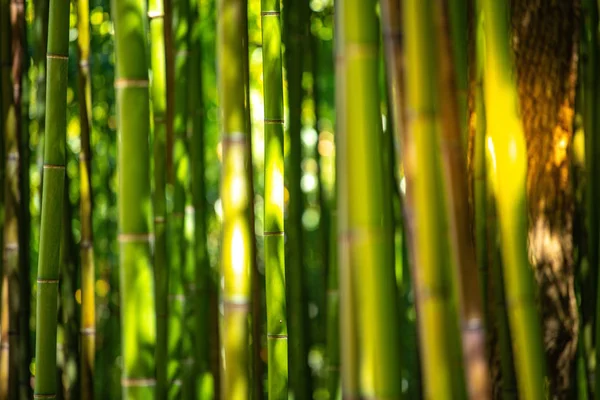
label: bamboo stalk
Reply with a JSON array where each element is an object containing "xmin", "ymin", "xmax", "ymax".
[
  {"xmin": 188, "ymin": 1, "xmax": 212, "ymax": 396},
  {"xmin": 240, "ymin": 3, "xmax": 263, "ymax": 398},
  {"xmin": 0, "ymin": 0, "xmax": 12, "ymax": 396},
  {"xmin": 33, "ymin": 0, "xmax": 70, "ymax": 397},
  {"xmin": 76, "ymin": 0, "xmax": 96, "ymax": 397},
  {"xmin": 112, "ymin": 0, "xmax": 157, "ymax": 397},
  {"xmin": 479, "ymin": 0, "xmax": 546, "ymax": 398},
  {"xmin": 217, "ymin": 0, "xmax": 253, "ymax": 397},
  {"xmin": 283, "ymin": 0, "xmax": 311, "ymax": 397},
  {"xmin": 260, "ymin": 0, "xmax": 288, "ymax": 396},
  {"xmin": 402, "ymin": 0, "xmax": 468, "ymax": 397},
  {"xmin": 12, "ymin": 0, "xmax": 30, "ymax": 397},
  {"xmin": 433, "ymin": 1, "xmax": 490, "ymax": 397},
  {"xmin": 148, "ymin": 0, "xmax": 169, "ymax": 395},
  {"xmin": 339, "ymin": 0, "xmax": 402, "ymax": 396},
  {"xmin": 335, "ymin": 0, "xmax": 359, "ymax": 395}
]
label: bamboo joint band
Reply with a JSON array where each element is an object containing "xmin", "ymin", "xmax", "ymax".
[
  {"xmin": 37, "ymin": 278, "xmax": 59, "ymax": 284},
  {"xmin": 264, "ymin": 231, "xmax": 284, "ymax": 237},
  {"xmin": 345, "ymin": 43, "xmax": 377, "ymax": 58},
  {"xmin": 43, "ymin": 164, "xmax": 65, "ymax": 170},
  {"xmin": 121, "ymin": 378, "xmax": 156, "ymax": 387},
  {"xmin": 118, "ymin": 233, "xmax": 153, "ymax": 243},
  {"xmin": 267, "ymin": 334, "xmax": 288, "ymax": 339},
  {"xmin": 47, "ymin": 53, "xmax": 68, "ymax": 60},
  {"xmin": 264, "ymin": 118, "xmax": 284, "ymax": 124},
  {"xmin": 261, "ymin": 11, "xmax": 280, "ymax": 16},
  {"xmin": 114, "ymin": 79, "xmax": 149, "ymax": 89},
  {"xmin": 221, "ymin": 132, "xmax": 247, "ymax": 144},
  {"xmin": 80, "ymin": 327, "xmax": 96, "ymax": 336},
  {"xmin": 147, "ymin": 11, "xmax": 164, "ymax": 19},
  {"xmin": 33, "ymin": 394, "xmax": 56, "ymax": 399}
]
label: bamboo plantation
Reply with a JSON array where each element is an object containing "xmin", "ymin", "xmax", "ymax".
[{"xmin": 0, "ymin": 0, "xmax": 596, "ymax": 399}]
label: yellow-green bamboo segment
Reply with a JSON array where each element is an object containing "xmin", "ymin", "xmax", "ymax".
[
  {"xmin": 217, "ymin": 0, "xmax": 253, "ymax": 397},
  {"xmin": 148, "ymin": 0, "xmax": 168, "ymax": 395},
  {"xmin": 335, "ymin": 0, "xmax": 359, "ymax": 395},
  {"xmin": 76, "ymin": 0, "xmax": 95, "ymax": 397},
  {"xmin": 167, "ymin": 0, "xmax": 190, "ymax": 397},
  {"xmin": 479, "ymin": 0, "xmax": 545, "ymax": 398},
  {"xmin": 432, "ymin": 1, "xmax": 490, "ymax": 398},
  {"xmin": 402, "ymin": 0, "xmax": 468, "ymax": 398},
  {"xmin": 339, "ymin": 0, "xmax": 402, "ymax": 397},
  {"xmin": 0, "ymin": 0, "xmax": 13, "ymax": 397},
  {"xmin": 260, "ymin": 0, "xmax": 288, "ymax": 396},
  {"xmin": 112, "ymin": 0, "xmax": 157, "ymax": 397},
  {"xmin": 33, "ymin": 0, "xmax": 70, "ymax": 397},
  {"xmin": 283, "ymin": 0, "xmax": 311, "ymax": 397},
  {"xmin": 188, "ymin": 0, "xmax": 212, "ymax": 394}
]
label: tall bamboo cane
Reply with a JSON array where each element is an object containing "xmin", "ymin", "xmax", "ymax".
[
  {"xmin": 33, "ymin": 0, "xmax": 70, "ymax": 397},
  {"xmin": 148, "ymin": 0, "xmax": 169, "ymax": 395},
  {"xmin": 217, "ymin": 0, "xmax": 253, "ymax": 397},
  {"xmin": 260, "ymin": 0, "xmax": 288, "ymax": 395},
  {"xmin": 188, "ymin": 0, "xmax": 211, "ymax": 395},
  {"xmin": 479, "ymin": 0, "xmax": 546, "ymax": 398},
  {"xmin": 402, "ymin": 0, "xmax": 468, "ymax": 397},
  {"xmin": 283, "ymin": 0, "xmax": 311, "ymax": 397},
  {"xmin": 167, "ymin": 0, "xmax": 190, "ymax": 395},
  {"xmin": 0, "ymin": 0, "xmax": 12, "ymax": 396},
  {"xmin": 339, "ymin": 0, "xmax": 402, "ymax": 397},
  {"xmin": 76, "ymin": 0, "xmax": 96, "ymax": 397},
  {"xmin": 112, "ymin": 0, "xmax": 157, "ymax": 397},
  {"xmin": 11, "ymin": 0, "xmax": 30, "ymax": 397},
  {"xmin": 335, "ymin": 0, "xmax": 360, "ymax": 395},
  {"xmin": 433, "ymin": 1, "xmax": 490, "ymax": 397}
]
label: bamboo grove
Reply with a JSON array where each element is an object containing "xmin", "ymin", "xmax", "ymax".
[{"xmin": 0, "ymin": 0, "xmax": 596, "ymax": 399}]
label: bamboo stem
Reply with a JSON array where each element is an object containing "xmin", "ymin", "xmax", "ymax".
[
  {"xmin": 76, "ymin": 0, "xmax": 96, "ymax": 397},
  {"xmin": 260, "ymin": 0, "xmax": 288, "ymax": 396},
  {"xmin": 33, "ymin": 0, "xmax": 70, "ymax": 397},
  {"xmin": 148, "ymin": 0, "xmax": 169, "ymax": 395},
  {"xmin": 112, "ymin": 0, "xmax": 157, "ymax": 397},
  {"xmin": 217, "ymin": 0, "xmax": 254, "ymax": 397},
  {"xmin": 479, "ymin": 0, "xmax": 546, "ymax": 398}
]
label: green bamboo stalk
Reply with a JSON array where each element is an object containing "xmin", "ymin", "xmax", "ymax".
[
  {"xmin": 402, "ymin": 0, "xmax": 468, "ymax": 398},
  {"xmin": 339, "ymin": 0, "xmax": 402, "ymax": 397},
  {"xmin": 326, "ymin": 206, "xmax": 340, "ymax": 399},
  {"xmin": 479, "ymin": 0, "xmax": 546, "ymax": 398},
  {"xmin": 188, "ymin": 1, "xmax": 212, "ymax": 396},
  {"xmin": 283, "ymin": 0, "xmax": 311, "ymax": 398},
  {"xmin": 33, "ymin": 0, "xmax": 70, "ymax": 397},
  {"xmin": 260, "ymin": 0, "xmax": 288, "ymax": 395},
  {"xmin": 433, "ymin": 1, "xmax": 490, "ymax": 397},
  {"xmin": 167, "ymin": 0, "xmax": 190, "ymax": 395},
  {"xmin": 12, "ymin": 0, "xmax": 30, "ymax": 397},
  {"xmin": 335, "ymin": 0, "xmax": 360, "ymax": 395},
  {"xmin": 148, "ymin": 0, "xmax": 169, "ymax": 396},
  {"xmin": 217, "ymin": 0, "xmax": 253, "ymax": 397},
  {"xmin": 240, "ymin": 3, "xmax": 263, "ymax": 398},
  {"xmin": 0, "ymin": 0, "xmax": 12, "ymax": 397},
  {"xmin": 112, "ymin": 0, "xmax": 157, "ymax": 397},
  {"xmin": 76, "ymin": 0, "xmax": 95, "ymax": 397}
]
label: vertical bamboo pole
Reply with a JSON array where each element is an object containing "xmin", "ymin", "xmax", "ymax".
[
  {"xmin": 0, "ymin": 0, "xmax": 12, "ymax": 397},
  {"xmin": 260, "ymin": 0, "xmax": 288, "ymax": 396},
  {"xmin": 112, "ymin": 0, "xmax": 157, "ymax": 397},
  {"xmin": 217, "ymin": 0, "xmax": 253, "ymax": 397},
  {"xmin": 480, "ymin": 0, "xmax": 546, "ymax": 398},
  {"xmin": 76, "ymin": 0, "xmax": 96, "ymax": 397},
  {"xmin": 33, "ymin": 0, "xmax": 69, "ymax": 397},
  {"xmin": 335, "ymin": 0, "xmax": 359, "ymax": 396},
  {"xmin": 148, "ymin": 0, "xmax": 169, "ymax": 395},
  {"xmin": 402, "ymin": 0, "xmax": 468, "ymax": 397},
  {"xmin": 433, "ymin": 1, "xmax": 490, "ymax": 397},
  {"xmin": 283, "ymin": 0, "xmax": 311, "ymax": 397},
  {"xmin": 340, "ymin": 0, "xmax": 402, "ymax": 396}
]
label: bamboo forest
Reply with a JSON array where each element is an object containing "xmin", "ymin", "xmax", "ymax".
[{"xmin": 0, "ymin": 0, "xmax": 598, "ymax": 399}]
